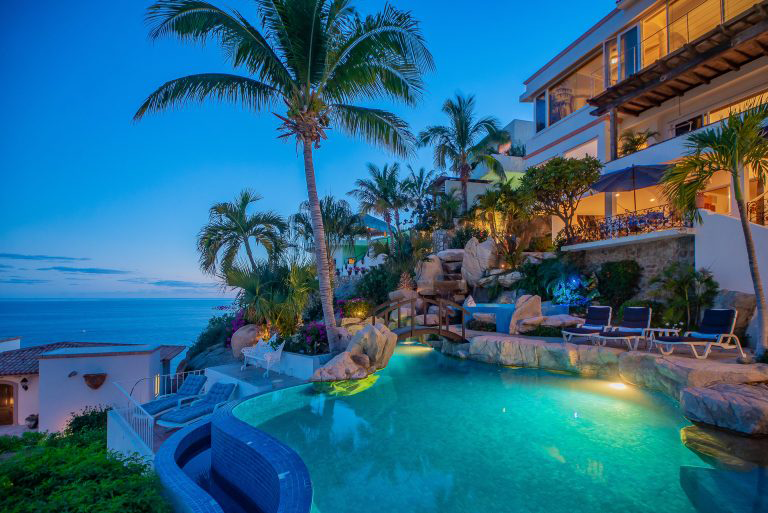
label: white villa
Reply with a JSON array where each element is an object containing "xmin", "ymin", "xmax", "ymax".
[{"xmin": 519, "ymin": 0, "xmax": 768, "ymax": 322}]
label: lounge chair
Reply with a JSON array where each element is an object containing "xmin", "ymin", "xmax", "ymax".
[
  {"xmin": 241, "ymin": 335, "xmax": 274, "ymax": 371},
  {"xmin": 156, "ymin": 382, "xmax": 237, "ymax": 428},
  {"xmin": 561, "ymin": 306, "xmax": 612, "ymax": 342},
  {"xmin": 652, "ymin": 308, "xmax": 744, "ymax": 359},
  {"xmin": 592, "ymin": 306, "xmax": 652, "ymax": 351},
  {"xmin": 140, "ymin": 373, "xmax": 207, "ymax": 416}
]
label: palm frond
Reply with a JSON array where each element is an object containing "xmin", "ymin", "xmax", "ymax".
[{"xmin": 330, "ymin": 104, "xmax": 413, "ymax": 157}]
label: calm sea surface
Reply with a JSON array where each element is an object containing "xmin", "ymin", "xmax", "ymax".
[{"xmin": 0, "ymin": 299, "xmax": 231, "ymax": 347}]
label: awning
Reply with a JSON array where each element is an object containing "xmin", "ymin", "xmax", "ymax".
[{"xmin": 591, "ymin": 165, "xmax": 669, "ymax": 193}]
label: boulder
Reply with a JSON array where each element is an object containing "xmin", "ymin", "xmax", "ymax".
[
  {"xmin": 388, "ymin": 288, "xmax": 419, "ymax": 302},
  {"xmin": 415, "ymin": 255, "xmax": 443, "ymax": 286},
  {"xmin": 498, "ymin": 271, "xmax": 522, "ymax": 288},
  {"xmin": 495, "ymin": 291, "xmax": 518, "ymax": 304},
  {"xmin": 681, "ymin": 383, "xmax": 768, "ymax": 435},
  {"xmin": 477, "ymin": 275, "xmax": 498, "ymax": 287},
  {"xmin": 310, "ymin": 351, "xmax": 370, "ymax": 381},
  {"xmin": 461, "ymin": 237, "xmax": 499, "ymax": 287},
  {"xmin": 437, "ymin": 249, "xmax": 465, "ymax": 262},
  {"xmin": 508, "ymin": 295, "xmax": 542, "ymax": 334},
  {"xmin": 522, "ymin": 252, "xmax": 556, "ymax": 265},
  {"xmin": 443, "ymin": 261, "xmax": 462, "ymax": 273},
  {"xmin": 680, "ymin": 425, "xmax": 768, "ymax": 471},
  {"xmin": 230, "ymin": 324, "xmax": 266, "ymax": 359},
  {"xmin": 187, "ymin": 344, "xmax": 237, "ymax": 371},
  {"xmin": 714, "ymin": 289, "xmax": 756, "ymax": 335},
  {"xmin": 346, "ymin": 323, "xmax": 397, "ymax": 371}
]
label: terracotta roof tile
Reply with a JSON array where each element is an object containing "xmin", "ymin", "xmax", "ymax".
[{"xmin": 0, "ymin": 342, "xmax": 116, "ymax": 376}]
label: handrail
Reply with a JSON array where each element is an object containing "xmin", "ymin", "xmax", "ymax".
[
  {"xmin": 370, "ymin": 296, "xmax": 467, "ymax": 342},
  {"xmin": 112, "ymin": 381, "xmax": 155, "ymax": 453},
  {"xmin": 117, "ymin": 369, "xmax": 206, "ymax": 404}
]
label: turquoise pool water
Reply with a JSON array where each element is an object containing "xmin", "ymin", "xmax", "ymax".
[{"xmin": 234, "ymin": 345, "xmax": 761, "ymax": 513}]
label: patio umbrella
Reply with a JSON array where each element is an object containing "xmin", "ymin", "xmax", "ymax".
[{"xmin": 590, "ymin": 164, "xmax": 669, "ymax": 212}]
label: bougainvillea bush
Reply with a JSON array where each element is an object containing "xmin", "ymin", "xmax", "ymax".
[{"xmin": 289, "ymin": 321, "xmax": 330, "ymax": 355}]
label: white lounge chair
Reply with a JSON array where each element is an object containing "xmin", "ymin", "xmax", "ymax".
[
  {"xmin": 561, "ymin": 306, "xmax": 612, "ymax": 342},
  {"xmin": 652, "ymin": 309, "xmax": 744, "ymax": 359},
  {"xmin": 260, "ymin": 340, "xmax": 286, "ymax": 377},
  {"xmin": 240, "ymin": 335, "xmax": 274, "ymax": 371},
  {"xmin": 592, "ymin": 306, "xmax": 653, "ymax": 351}
]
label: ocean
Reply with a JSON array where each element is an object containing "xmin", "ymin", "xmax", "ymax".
[{"xmin": 0, "ymin": 299, "xmax": 232, "ymax": 348}]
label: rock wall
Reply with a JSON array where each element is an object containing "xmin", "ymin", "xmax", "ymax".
[{"xmin": 571, "ymin": 234, "xmax": 695, "ymax": 299}]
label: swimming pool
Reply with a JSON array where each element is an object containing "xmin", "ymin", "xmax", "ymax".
[{"xmin": 233, "ymin": 345, "xmax": 760, "ymax": 513}]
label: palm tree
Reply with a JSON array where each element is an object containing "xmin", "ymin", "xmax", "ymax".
[
  {"xmin": 662, "ymin": 103, "xmax": 768, "ymax": 358},
  {"xmin": 134, "ymin": 0, "xmax": 433, "ymax": 339},
  {"xmin": 403, "ymin": 164, "xmax": 435, "ymax": 222},
  {"xmin": 291, "ymin": 195, "xmax": 366, "ymax": 270},
  {"xmin": 433, "ymin": 190, "xmax": 461, "ymax": 229},
  {"xmin": 197, "ymin": 189, "xmax": 287, "ymax": 275},
  {"xmin": 348, "ymin": 163, "xmax": 400, "ymax": 248},
  {"xmin": 418, "ymin": 94, "xmax": 508, "ymax": 213}
]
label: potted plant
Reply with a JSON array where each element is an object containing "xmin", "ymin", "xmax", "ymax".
[{"xmin": 25, "ymin": 414, "xmax": 38, "ymax": 429}]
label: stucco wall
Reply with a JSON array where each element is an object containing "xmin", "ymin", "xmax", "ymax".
[
  {"xmin": 0, "ymin": 374, "xmax": 38, "ymax": 426},
  {"xmin": 38, "ymin": 351, "xmax": 163, "ymax": 433},
  {"xmin": 695, "ymin": 210, "xmax": 768, "ymax": 295},
  {"xmin": 573, "ymin": 234, "xmax": 695, "ymax": 299}
]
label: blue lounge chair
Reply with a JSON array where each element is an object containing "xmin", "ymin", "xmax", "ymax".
[
  {"xmin": 140, "ymin": 374, "xmax": 207, "ymax": 416},
  {"xmin": 652, "ymin": 309, "xmax": 744, "ymax": 359},
  {"xmin": 156, "ymin": 382, "xmax": 237, "ymax": 428},
  {"xmin": 592, "ymin": 306, "xmax": 652, "ymax": 351},
  {"xmin": 561, "ymin": 306, "xmax": 612, "ymax": 342}
]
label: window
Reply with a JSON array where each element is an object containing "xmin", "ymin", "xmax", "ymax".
[
  {"xmin": 673, "ymin": 115, "xmax": 703, "ymax": 136},
  {"xmin": 535, "ymin": 93, "xmax": 547, "ymax": 132},
  {"xmin": 669, "ymin": 0, "xmax": 721, "ymax": 53},
  {"xmin": 709, "ymin": 90, "xmax": 768, "ymax": 123},
  {"xmin": 563, "ymin": 139, "xmax": 598, "ymax": 159},
  {"xmin": 548, "ymin": 53, "xmax": 604, "ymax": 125},
  {"xmin": 604, "ymin": 39, "xmax": 618, "ymax": 87},
  {"xmin": 642, "ymin": 7, "xmax": 667, "ymax": 66},
  {"xmin": 620, "ymin": 27, "xmax": 639, "ymax": 79}
]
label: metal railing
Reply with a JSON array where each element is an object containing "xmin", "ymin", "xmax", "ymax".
[
  {"xmin": 558, "ymin": 203, "xmax": 693, "ymax": 246},
  {"xmin": 748, "ymin": 197, "xmax": 767, "ymax": 225},
  {"xmin": 111, "ymin": 369, "xmax": 206, "ymax": 453}
]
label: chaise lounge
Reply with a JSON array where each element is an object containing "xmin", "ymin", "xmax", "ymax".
[
  {"xmin": 651, "ymin": 308, "xmax": 744, "ymax": 359},
  {"xmin": 140, "ymin": 373, "xmax": 207, "ymax": 416},
  {"xmin": 592, "ymin": 306, "xmax": 652, "ymax": 351},
  {"xmin": 156, "ymin": 382, "xmax": 237, "ymax": 428},
  {"xmin": 561, "ymin": 306, "xmax": 612, "ymax": 342}
]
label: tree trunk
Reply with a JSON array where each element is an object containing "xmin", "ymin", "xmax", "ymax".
[
  {"xmin": 460, "ymin": 163, "xmax": 469, "ymax": 214},
  {"xmin": 243, "ymin": 239, "xmax": 259, "ymax": 272},
  {"xmin": 384, "ymin": 211, "xmax": 394, "ymax": 252},
  {"xmin": 301, "ymin": 140, "xmax": 339, "ymax": 348},
  {"xmin": 734, "ymin": 167, "xmax": 767, "ymax": 358}
]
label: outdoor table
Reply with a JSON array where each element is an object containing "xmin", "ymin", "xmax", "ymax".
[
  {"xmin": 645, "ymin": 327, "xmax": 680, "ymax": 352},
  {"xmin": 464, "ymin": 303, "xmax": 516, "ymax": 334}
]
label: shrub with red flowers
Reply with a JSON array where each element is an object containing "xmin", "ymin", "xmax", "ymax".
[
  {"xmin": 292, "ymin": 321, "xmax": 329, "ymax": 355},
  {"xmin": 336, "ymin": 298, "xmax": 372, "ymax": 319}
]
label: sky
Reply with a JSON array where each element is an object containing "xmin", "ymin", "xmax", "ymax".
[{"xmin": 0, "ymin": 0, "xmax": 614, "ymax": 298}]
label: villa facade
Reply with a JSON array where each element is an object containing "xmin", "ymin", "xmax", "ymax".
[{"xmin": 520, "ymin": 0, "xmax": 768, "ymax": 304}]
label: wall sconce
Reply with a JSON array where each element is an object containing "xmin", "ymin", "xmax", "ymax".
[{"xmin": 20, "ymin": 377, "xmax": 29, "ymax": 391}]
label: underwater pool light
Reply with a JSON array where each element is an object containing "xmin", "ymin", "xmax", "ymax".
[{"xmin": 609, "ymin": 382, "xmax": 628, "ymax": 390}]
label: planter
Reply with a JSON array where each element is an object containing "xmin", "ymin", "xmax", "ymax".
[
  {"xmin": 273, "ymin": 351, "xmax": 335, "ymax": 380},
  {"xmin": 25, "ymin": 414, "xmax": 38, "ymax": 429}
]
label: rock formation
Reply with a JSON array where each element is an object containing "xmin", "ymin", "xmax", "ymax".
[
  {"xmin": 230, "ymin": 324, "xmax": 265, "ymax": 359},
  {"xmin": 507, "ymin": 295, "xmax": 542, "ymax": 334},
  {"xmin": 311, "ymin": 323, "xmax": 397, "ymax": 381},
  {"xmin": 461, "ymin": 237, "xmax": 498, "ymax": 287},
  {"xmin": 681, "ymin": 383, "xmax": 768, "ymax": 435}
]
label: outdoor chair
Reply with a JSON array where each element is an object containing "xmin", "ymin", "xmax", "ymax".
[
  {"xmin": 140, "ymin": 374, "xmax": 207, "ymax": 416},
  {"xmin": 651, "ymin": 309, "xmax": 744, "ymax": 360},
  {"xmin": 561, "ymin": 306, "xmax": 612, "ymax": 343},
  {"xmin": 592, "ymin": 307, "xmax": 652, "ymax": 351},
  {"xmin": 156, "ymin": 382, "xmax": 237, "ymax": 428},
  {"xmin": 260, "ymin": 340, "xmax": 286, "ymax": 377},
  {"xmin": 241, "ymin": 335, "xmax": 275, "ymax": 371}
]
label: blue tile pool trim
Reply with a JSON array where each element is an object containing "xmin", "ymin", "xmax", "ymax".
[
  {"xmin": 211, "ymin": 400, "xmax": 313, "ymax": 513},
  {"xmin": 155, "ymin": 420, "xmax": 224, "ymax": 513}
]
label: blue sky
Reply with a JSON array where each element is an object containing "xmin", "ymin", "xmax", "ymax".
[{"xmin": 0, "ymin": 0, "xmax": 613, "ymax": 298}]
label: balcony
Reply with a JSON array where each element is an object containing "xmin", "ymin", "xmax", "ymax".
[{"xmin": 590, "ymin": 0, "xmax": 768, "ymax": 117}]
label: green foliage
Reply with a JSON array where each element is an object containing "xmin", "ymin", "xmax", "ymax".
[
  {"xmin": 467, "ymin": 319, "xmax": 496, "ymax": 332},
  {"xmin": 650, "ymin": 263, "xmax": 719, "ymax": 330},
  {"xmin": 337, "ymin": 298, "xmax": 373, "ymax": 319},
  {"xmin": 433, "ymin": 191, "xmax": 462, "ymax": 229},
  {"xmin": 292, "ymin": 321, "xmax": 329, "ymax": 355},
  {"xmin": 470, "ymin": 179, "xmax": 532, "ymax": 263},
  {"xmin": 515, "ymin": 256, "xmax": 581, "ymax": 301},
  {"xmin": 0, "ymin": 408, "xmax": 170, "ymax": 512},
  {"xmin": 617, "ymin": 299, "xmax": 665, "ymax": 327},
  {"xmin": 519, "ymin": 156, "xmax": 602, "ymax": 241},
  {"xmin": 188, "ymin": 312, "xmax": 235, "ymax": 359},
  {"xmin": 619, "ymin": 128, "xmax": 659, "ymax": 157},
  {"xmin": 356, "ymin": 266, "xmax": 399, "ymax": 306},
  {"xmin": 292, "ymin": 196, "xmax": 366, "ymax": 265},
  {"xmin": 524, "ymin": 326, "xmax": 563, "ymax": 338},
  {"xmin": 527, "ymin": 236, "xmax": 554, "ymax": 252},
  {"xmin": 596, "ymin": 260, "xmax": 642, "ymax": 310},
  {"xmin": 450, "ymin": 226, "xmax": 488, "ymax": 249}
]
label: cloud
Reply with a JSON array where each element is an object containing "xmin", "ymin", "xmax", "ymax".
[
  {"xmin": 0, "ymin": 278, "xmax": 51, "ymax": 284},
  {"xmin": 37, "ymin": 266, "xmax": 130, "ymax": 275},
  {"xmin": 0, "ymin": 264, "xmax": 12, "ymax": 271},
  {"xmin": 0, "ymin": 253, "xmax": 90, "ymax": 261},
  {"xmin": 118, "ymin": 277, "xmax": 218, "ymax": 289}
]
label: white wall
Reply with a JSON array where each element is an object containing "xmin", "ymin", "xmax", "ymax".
[
  {"xmin": 695, "ymin": 210, "xmax": 768, "ymax": 295},
  {"xmin": 0, "ymin": 374, "xmax": 38, "ymax": 426},
  {"xmin": 524, "ymin": 107, "xmax": 608, "ymax": 167},
  {"xmin": 0, "ymin": 338, "xmax": 21, "ymax": 353},
  {"xmin": 444, "ymin": 180, "xmax": 493, "ymax": 208},
  {"xmin": 38, "ymin": 351, "xmax": 163, "ymax": 433}
]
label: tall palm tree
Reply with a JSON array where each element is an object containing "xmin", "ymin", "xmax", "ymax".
[
  {"xmin": 348, "ymin": 163, "xmax": 400, "ymax": 248},
  {"xmin": 291, "ymin": 195, "xmax": 366, "ymax": 269},
  {"xmin": 418, "ymin": 94, "xmax": 508, "ymax": 213},
  {"xmin": 134, "ymin": 0, "xmax": 433, "ymax": 339},
  {"xmin": 403, "ymin": 164, "xmax": 435, "ymax": 228},
  {"xmin": 662, "ymin": 103, "xmax": 768, "ymax": 358},
  {"xmin": 197, "ymin": 189, "xmax": 288, "ymax": 275}
]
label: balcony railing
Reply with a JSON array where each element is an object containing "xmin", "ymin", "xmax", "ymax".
[
  {"xmin": 748, "ymin": 197, "xmax": 767, "ymax": 225},
  {"xmin": 558, "ymin": 203, "xmax": 693, "ymax": 247}
]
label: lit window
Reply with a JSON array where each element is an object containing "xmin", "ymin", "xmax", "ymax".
[{"xmin": 548, "ymin": 52, "xmax": 604, "ymax": 125}]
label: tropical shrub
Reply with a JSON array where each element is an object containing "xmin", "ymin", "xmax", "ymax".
[
  {"xmin": 337, "ymin": 298, "xmax": 373, "ymax": 319},
  {"xmin": 294, "ymin": 322, "xmax": 330, "ymax": 355},
  {"xmin": 551, "ymin": 273, "xmax": 599, "ymax": 306},
  {"xmin": 596, "ymin": 260, "xmax": 642, "ymax": 310},
  {"xmin": 527, "ymin": 236, "xmax": 554, "ymax": 252},
  {"xmin": 515, "ymin": 256, "xmax": 582, "ymax": 301},
  {"xmin": 0, "ymin": 408, "xmax": 171, "ymax": 512},
  {"xmin": 524, "ymin": 326, "xmax": 563, "ymax": 337},
  {"xmin": 467, "ymin": 319, "xmax": 496, "ymax": 332},
  {"xmin": 650, "ymin": 263, "xmax": 719, "ymax": 330},
  {"xmin": 188, "ymin": 312, "xmax": 236, "ymax": 359},
  {"xmin": 356, "ymin": 266, "xmax": 399, "ymax": 306},
  {"xmin": 450, "ymin": 226, "xmax": 488, "ymax": 250},
  {"xmin": 619, "ymin": 128, "xmax": 658, "ymax": 157}
]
